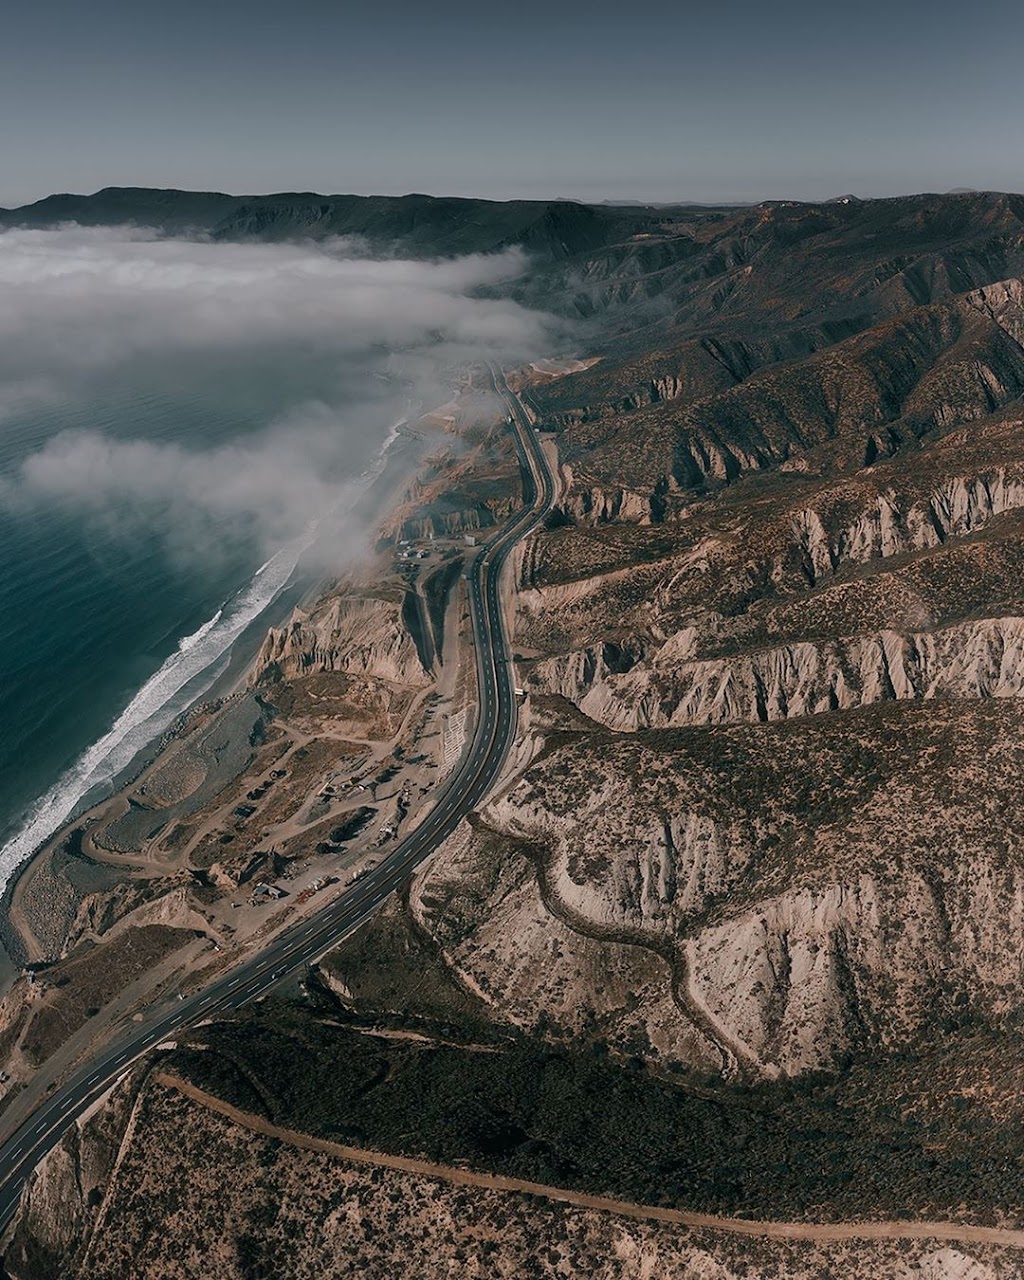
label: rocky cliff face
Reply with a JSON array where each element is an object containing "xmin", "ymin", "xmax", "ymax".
[
  {"xmin": 533, "ymin": 615, "xmax": 1024, "ymax": 730},
  {"xmin": 966, "ymin": 276, "xmax": 1024, "ymax": 346},
  {"xmin": 251, "ymin": 590, "xmax": 432, "ymax": 688},
  {"xmin": 544, "ymin": 284, "xmax": 1024, "ymax": 524},
  {"xmin": 793, "ymin": 467, "xmax": 1024, "ymax": 583},
  {"xmin": 443, "ymin": 277, "xmax": 1024, "ymax": 1090},
  {"xmin": 689, "ymin": 858, "xmax": 1024, "ymax": 1075},
  {"xmin": 406, "ymin": 695, "xmax": 1024, "ymax": 1080},
  {"xmin": 539, "ymin": 373, "xmax": 689, "ymax": 430},
  {"xmin": 553, "ymin": 469, "xmax": 662, "ymax": 525},
  {"xmin": 482, "ymin": 790, "xmax": 757, "ymax": 941}
]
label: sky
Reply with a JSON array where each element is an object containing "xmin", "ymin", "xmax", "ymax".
[{"xmin": 1, "ymin": 0, "xmax": 1021, "ymax": 207}]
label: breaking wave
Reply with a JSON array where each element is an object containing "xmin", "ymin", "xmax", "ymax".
[
  {"xmin": 0, "ymin": 542, "xmax": 300, "ymax": 891},
  {"xmin": 0, "ymin": 416, "xmax": 408, "ymax": 893}
]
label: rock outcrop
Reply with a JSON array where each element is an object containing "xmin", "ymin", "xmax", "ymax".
[
  {"xmin": 689, "ymin": 856, "xmax": 1024, "ymax": 1075},
  {"xmin": 405, "ymin": 692, "xmax": 1024, "ymax": 1082},
  {"xmin": 533, "ymin": 615, "xmax": 1024, "ymax": 730},
  {"xmin": 554, "ymin": 470, "xmax": 662, "ymax": 525},
  {"xmin": 793, "ymin": 468, "xmax": 1024, "ymax": 583},
  {"xmin": 251, "ymin": 591, "xmax": 431, "ymax": 688}
]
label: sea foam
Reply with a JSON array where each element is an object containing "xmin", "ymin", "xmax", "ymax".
[
  {"xmin": 0, "ymin": 415, "xmax": 408, "ymax": 894},
  {"xmin": 0, "ymin": 541, "xmax": 300, "ymax": 891}
]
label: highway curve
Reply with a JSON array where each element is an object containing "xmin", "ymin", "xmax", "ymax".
[{"xmin": 0, "ymin": 366, "xmax": 554, "ymax": 1229}]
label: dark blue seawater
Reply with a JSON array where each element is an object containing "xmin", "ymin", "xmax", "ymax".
[{"xmin": 0, "ymin": 379, "xmax": 371, "ymax": 887}]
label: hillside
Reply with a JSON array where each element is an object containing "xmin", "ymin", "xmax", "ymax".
[{"xmin": 6, "ymin": 187, "xmax": 1024, "ymax": 1278}]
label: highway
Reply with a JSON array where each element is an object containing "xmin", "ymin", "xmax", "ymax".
[{"xmin": 0, "ymin": 366, "xmax": 555, "ymax": 1230}]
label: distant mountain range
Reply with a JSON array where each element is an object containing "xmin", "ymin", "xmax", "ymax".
[
  {"xmin": 3, "ymin": 185, "xmax": 1018, "ymax": 262},
  {"xmin": 0, "ymin": 187, "xmax": 675, "ymax": 259}
]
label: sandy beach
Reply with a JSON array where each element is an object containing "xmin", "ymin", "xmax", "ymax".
[{"xmin": 0, "ymin": 413, "xmax": 432, "ymax": 993}]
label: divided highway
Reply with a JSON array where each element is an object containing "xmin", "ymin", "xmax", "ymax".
[{"xmin": 0, "ymin": 367, "xmax": 555, "ymax": 1229}]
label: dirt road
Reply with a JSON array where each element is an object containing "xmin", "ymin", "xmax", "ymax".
[{"xmin": 158, "ymin": 1071, "xmax": 1024, "ymax": 1250}]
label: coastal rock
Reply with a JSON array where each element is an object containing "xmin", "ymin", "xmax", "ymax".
[{"xmin": 251, "ymin": 591, "xmax": 431, "ymax": 688}]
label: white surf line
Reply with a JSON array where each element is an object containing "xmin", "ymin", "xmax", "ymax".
[
  {"xmin": 0, "ymin": 550, "xmax": 299, "ymax": 888},
  {"xmin": 0, "ymin": 412, "xmax": 410, "ymax": 891}
]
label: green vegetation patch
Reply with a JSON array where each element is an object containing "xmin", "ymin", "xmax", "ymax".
[
  {"xmin": 316, "ymin": 902, "xmax": 501, "ymax": 1041},
  {"xmin": 173, "ymin": 1008, "xmax": 1024, "ymax": 1225}
]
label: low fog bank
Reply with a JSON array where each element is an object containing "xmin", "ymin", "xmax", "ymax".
[{"xmin": 0, "ymin": 225, "xmax": 563, "ymax": 565}]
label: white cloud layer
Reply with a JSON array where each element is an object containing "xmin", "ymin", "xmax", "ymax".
[
  {"xmin": 0, "ymin": 225, "xmax": 558, "ymax": 561},
  {"xmin": 0, "ymin": 225, "xmax": 543, "ymax": 376}
]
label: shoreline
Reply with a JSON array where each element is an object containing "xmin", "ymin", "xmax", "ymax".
[{"xmin": 0, "ymin": 413, "xmax": 431, "ymax": 987}]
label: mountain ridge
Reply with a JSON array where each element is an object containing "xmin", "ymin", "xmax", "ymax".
[{"xmin": 6, "ymin": 182, "xmax": 1024, "ymax": 1278}]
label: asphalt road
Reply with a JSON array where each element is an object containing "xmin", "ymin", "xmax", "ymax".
[{"xmin": 0, "ymin": 366, "xmax": 555, "ymax": 1231}]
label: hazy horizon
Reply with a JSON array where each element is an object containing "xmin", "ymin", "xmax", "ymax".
[
  {"xmin": 1, "ymin": 0, "xmax": 1021, "ymax": 210},
  {"xmin": 4, "ymin": 183, "xmax": 1024, "ymax": 212}
]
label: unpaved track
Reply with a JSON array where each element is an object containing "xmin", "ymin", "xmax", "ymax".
[
  {"xmin": 158, "ymin": 1071, "xmax": 1024, "ymax": 1250},
  {"xmin": 0, "ymin": 371, "xmax": 556, "ymax": 1228}
]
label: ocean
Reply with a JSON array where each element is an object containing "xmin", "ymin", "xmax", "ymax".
[{"xmin": 0, "ymin": 378, "xmax": 401, "ymax": 894}]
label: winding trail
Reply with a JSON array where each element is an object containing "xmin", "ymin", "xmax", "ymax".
[
  {"xmin": 157, "ymin": 1070, "xmax": 1024, "ymax": 1249},
  {"xmin": 516, "ymin": 831, "xmax": 747, "ymax": 1079}
]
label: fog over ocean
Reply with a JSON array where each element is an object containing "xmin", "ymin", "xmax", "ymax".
[{"xmin": 0, "ymin": 225, "xmax": 556, "ymax": 891}]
